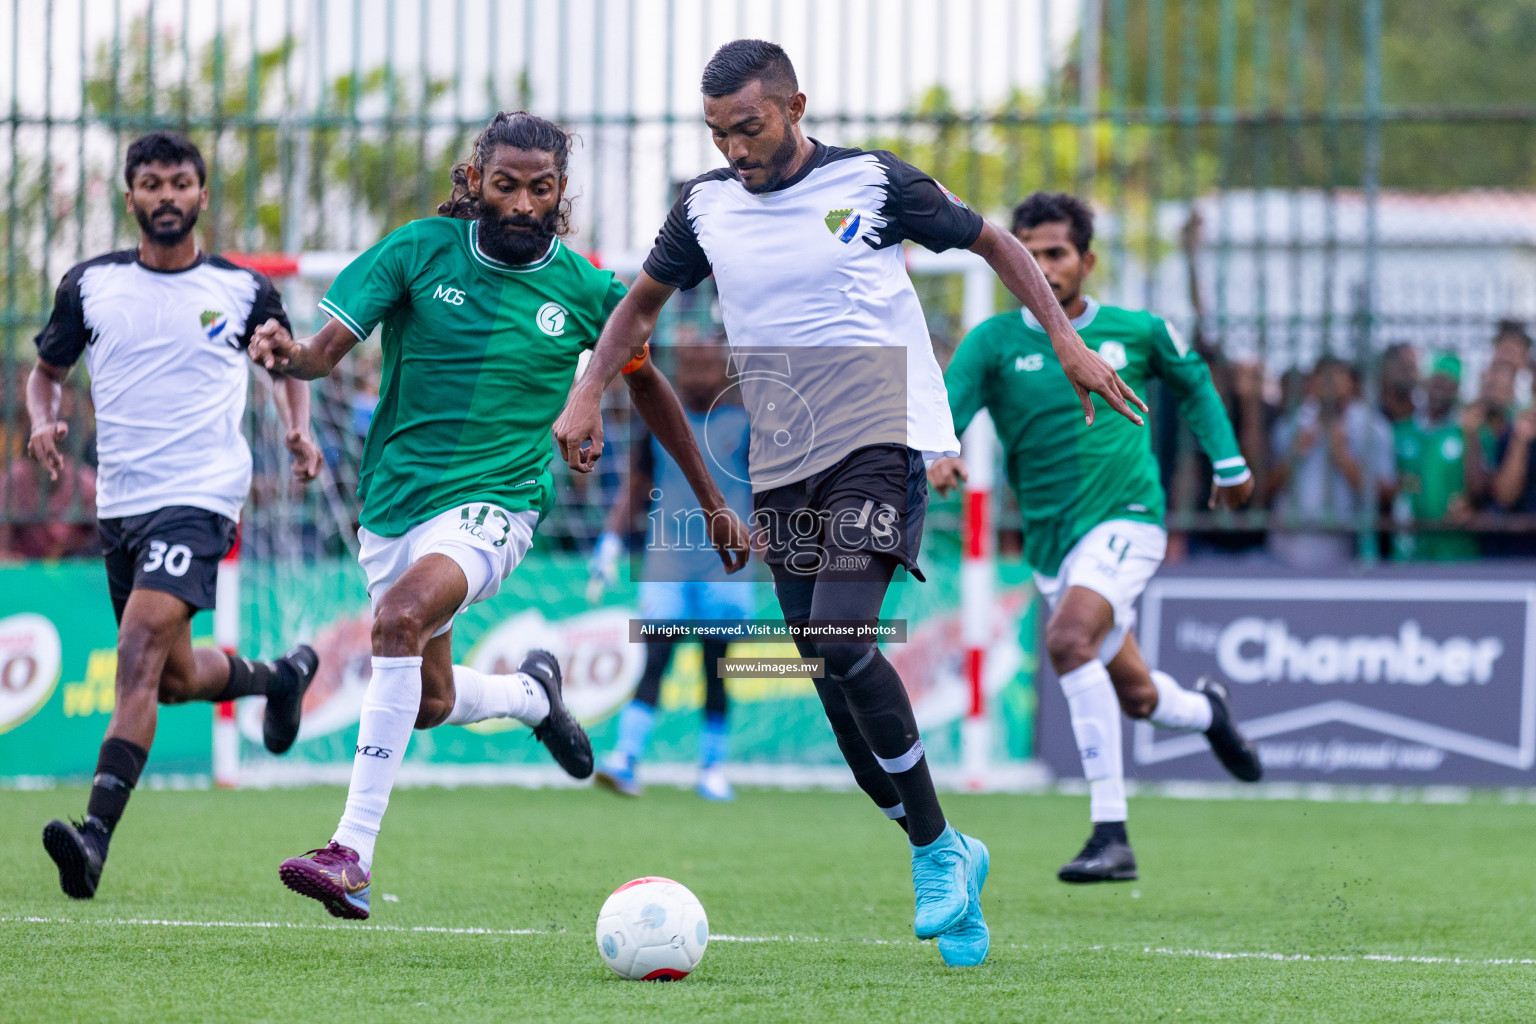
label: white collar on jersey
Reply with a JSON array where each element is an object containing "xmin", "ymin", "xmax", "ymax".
[
  {"xmin": 468, "ymin": 223, "xmax": 560, "ymax": 274},
  {"xmin": 1021, "ymin": 294, "xmax": 1099, "ymax": 333}
]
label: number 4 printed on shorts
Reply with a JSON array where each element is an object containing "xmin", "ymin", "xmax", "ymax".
[
  {"xmin": 459, "ymin": 504, "xmax": 511, "ymax": 547},
  {"xmin": 1105, "ymin": 534, "xmax": 1131, "ymax": 564},
  {"xmin": 143, "ymin": 539, "xmax": 193, "ymax": 576}
]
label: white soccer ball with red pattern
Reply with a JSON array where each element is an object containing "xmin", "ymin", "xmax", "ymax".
[{"xmin": 595, "ymin": 876, "xmax": 709, "ymax": 981}]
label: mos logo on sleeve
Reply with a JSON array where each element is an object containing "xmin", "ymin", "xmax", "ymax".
[
  {"xmin": 936, "ymin": 182, "xmax": 969, "ymax": 208},
  {"xmin": 536, "ymin": 301, "xmax": 568, "ymax": 337}
]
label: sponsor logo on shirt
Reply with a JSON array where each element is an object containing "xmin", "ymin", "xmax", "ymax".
[
  {"xmin": 199, "ymin": 309, "xmax": 228, "ymax": 340},
  {"xmin": 1015, "ymin": 353, "xmax": 1045, "ymax": 372},
  {"xmin": 1441, "ymin": 435, "xmax": 1464, "ymax": 460},
  {"xmin": 1096, "ymin": 340, "xmax": 1129, "ymax": 370},
  {"xmin": 434, "ymin": 284, "xmax": 466, "ymax": 306},
  {"xmin": 823, "ymin": 208, "xmax": 868, "ymax": 244},
  {"xmin": 536, "ymin": 301, "xmax": 568, "ymax": 336}
]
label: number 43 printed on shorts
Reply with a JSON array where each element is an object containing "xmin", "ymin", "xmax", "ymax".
[{"xmin": 459, "ymin": 504, "xmax": 512, "ymax": 547}]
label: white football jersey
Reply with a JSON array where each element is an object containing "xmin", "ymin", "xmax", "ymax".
[
  {"xmin": 643, "ymin": 141, "xmax": 980, "ymax": 489},
  {"xmin": 35, "ymin": 251, "xmax": 289, "ymax": 521}
]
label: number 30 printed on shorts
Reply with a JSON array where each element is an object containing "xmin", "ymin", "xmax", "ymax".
[
  {"xmin": 458, "ymin": 504, "xmax": 511, "ymax": 547},
  {"xmin": 142, "ymin": 539, "xmax": 194, "ymax": 577}
]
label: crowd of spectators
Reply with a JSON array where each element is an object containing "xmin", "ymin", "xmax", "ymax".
[
  {"xmin": 8, "ymin": 314, "xmax": 1536, "ymax": 568},
  {"xmin": 1184, "ymin": 319, "xmax": 1536, "ymax": 566}
]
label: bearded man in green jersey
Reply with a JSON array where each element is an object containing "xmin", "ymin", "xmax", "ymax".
[
  {"xmin": 247, "ymin": 112, "xmax": 749, "ymax": 920},
  {"xmin": 931, "ymin": 192, "xmax": 1262, "ymax": 883}
]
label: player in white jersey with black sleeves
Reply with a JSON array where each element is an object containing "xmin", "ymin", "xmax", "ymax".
[
  {"xmin": 26, "ymin": 132, "xmax": 323, "ymax": 900},
  {"xmin": 554, "ymin": 41, "xmax": 1147, "ymax": 968}
]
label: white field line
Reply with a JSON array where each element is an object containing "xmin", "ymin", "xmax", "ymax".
[{"xmin": 3, "ymin": 916, "xmax": 1533, "ymax": 965}]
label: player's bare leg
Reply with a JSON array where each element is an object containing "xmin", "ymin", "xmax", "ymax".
[
  {"xmin": 280, "ymin": 554, "xmax": 589, "ymax": 919},
  {"xmin": 45, "ymin": 590, "xmax": 317, "ymax": 898},
  {"xmin": 1050, "ymin": 589, "xmax": 1263, "ymax": 884},
  {"xmin": 1109, "ymin": 635, "xmax": 1261, "ymax": 783}
]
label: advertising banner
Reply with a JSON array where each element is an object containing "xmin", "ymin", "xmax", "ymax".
[
  {"xmin": 1035, "ymin": 562, "xmax": 1536, "ymax": 787},
  {"xmin": 0, "ymin": 547, "xmax": 1039, "ymax": 785},
  {"xmin": 0, "ymin": 562, "xmax": 212, "ymax": 782},
  {"xmin": 232, "ymin": 552, "xmax": 1040, "ymax": 784}
]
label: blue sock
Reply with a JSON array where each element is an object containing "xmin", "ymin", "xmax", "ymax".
[
  {"xmin": 615, "ymin": 700, "xmax": 656, "ymax": 764},
  {"xmin": 698, "ymin": 711, "xmax": 729, "ymax": 768}
]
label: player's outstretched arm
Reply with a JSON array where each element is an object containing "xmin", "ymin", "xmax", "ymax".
[
  {"xmin": 24, "ymin": 360, "xmax": 71, "ymax": 482},
  {"xmin": 968, "ymin": 222, "xmax": 1147, "ymax": 427},
  {"xmin": 553, "ymin": 272, "xmax": 675, "ymax": 473},
  {"xmin": 248, "ymin": 318, "xmax": 359, "ymax": 381},
  {"xmin": 623, "ymin": 358, "xmax": 750, "ymax": 574}
]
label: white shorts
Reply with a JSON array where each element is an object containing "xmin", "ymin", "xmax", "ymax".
[
  {"xmin": 357, "ymin": 502, "xmax": 539, "ymax": 637},
  {"xmin": 1033, "ymin": 519, "xmax": 1167, "ymax": 664}
]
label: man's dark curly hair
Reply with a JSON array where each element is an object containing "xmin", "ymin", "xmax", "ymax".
[
  {"xmin": 1011, "ymin": 191, "xmax": 1094, "ymax": 254},
  {"xmin": 438, "ymin": 111, "xmax": 574, "ymax": 233}
]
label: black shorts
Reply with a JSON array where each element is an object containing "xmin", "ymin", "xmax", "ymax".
[
  {"xmin": 752, "ymin": 444, "xmax": 928, "ymax": 581},
  {"xmin": 98, "ymin": 505, "xmax": 237, "ymax": 623}
]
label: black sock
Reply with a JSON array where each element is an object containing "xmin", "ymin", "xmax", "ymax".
[
  {"xmin": 812, "ymin": 677, "xmax": 909, "ymax": 827},
  {"xmin": 833, "ymin": 649, "xmax": 947, "ymax": 846},
  {"xmin": 1092, "ymin": 820, "xmax": 1129, "ymax": 844},
  {"xmin": 214, "ymin": 655, "xmax": 273, "ymax": 702},
  {"xmin": 85, "ymin": 737, "xmax": 148, "ymax": 838}
]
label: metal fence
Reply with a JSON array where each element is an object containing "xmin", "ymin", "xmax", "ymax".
[{"xmin": 5, "ymin": 0, "xmax": 1536, "ymax": 570}]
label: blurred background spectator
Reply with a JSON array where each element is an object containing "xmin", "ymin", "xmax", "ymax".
[{"xmin": 1266, "ymin": 356, "xmax": 1397, "ymax": 570}]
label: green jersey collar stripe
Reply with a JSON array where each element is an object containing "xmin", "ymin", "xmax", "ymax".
[
  {"xmin": 467, "ymin": 223, "xmax": 562, "ymax": 274},
  {"xmin": 1021, "ymin": 294, "xmax": 1100, "ymax": 333},
  {"xmin": 319, "ymin": 297, "xmax": 367, "ymax": 340}
]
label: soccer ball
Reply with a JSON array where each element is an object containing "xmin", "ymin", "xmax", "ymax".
[{"xmin": 595, "ymin": 876, "xmax": 709, "ymax": 981}]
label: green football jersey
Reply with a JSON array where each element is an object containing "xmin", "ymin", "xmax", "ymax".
[
  {"xmin": 1395, "ymin": 417, "xmax": 1477, "ymax": 561},
  {"xmin": 320, "ymin": 218, "xmax": 625, "ymax": 536},
  {"xmin": 946, "ymin": 297, "xmax": 1245, "ymax": 576}
]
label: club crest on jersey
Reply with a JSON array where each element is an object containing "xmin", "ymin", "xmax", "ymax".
[
  {"xmin": 1096, "ymin": 340, "xmax": 1129, "ymax": 370},
  {"xmin": 199, "ymin": 309, "xmax": 229, "ymax": 341},
  {"xmin": 824, "ymin": 208, "xmax": 867, "ymax": 244},
  {"xmin": 536, "ymin": 301, "xmax": 568, "ymax": 337}
]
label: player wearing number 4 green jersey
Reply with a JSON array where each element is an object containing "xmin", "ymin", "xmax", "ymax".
[
  {"xmin": 933, "ymin": 192, "xmax": 1263, "ymax": 883},
  {"xmin": 248, "ymin": 112, "xmax": 749, "ymax": 920}
]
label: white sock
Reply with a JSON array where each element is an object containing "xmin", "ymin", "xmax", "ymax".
[
  {"xmin": 1059, "ymin": 659, "xmax": 1127, "ymax": 823},
  {"xmin": 1147, "ymin": 670, "xmax": 1213, "ymax": 732},
  {"xmin": 444, "ymin": 665, "xmax": 550, "ymax": 727},
  {"xmin": 333, "ymin": 655, "xmax": 423, "ymax": 872}
]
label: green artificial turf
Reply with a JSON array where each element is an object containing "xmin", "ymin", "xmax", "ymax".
[{"xmin": 1, "ymin": 786, "xmax": 1532, "ymax": 1023}]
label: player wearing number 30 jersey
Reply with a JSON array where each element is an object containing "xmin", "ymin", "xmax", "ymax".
[
  {"xmin": 251, "ymin": 112, "xmax": 749, "ymax": 921},
  {"xmin": 29, "ymin": 133, "xmax": 323, "ymax": 902}
]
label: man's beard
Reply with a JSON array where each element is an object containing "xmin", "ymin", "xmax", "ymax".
[
  {"xmin": 736, "ymin": 128, "xmax": 801, "ymax": 194},
  {"xmin": 134, "ymin": 203, "xmax": 199, "ymax": 246},
  {"xmin": 477, "ymin": 208, "xmax": 559, "ymax": 264}
]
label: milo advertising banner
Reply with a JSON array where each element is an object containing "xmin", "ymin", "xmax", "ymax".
[
  {"xmin": 0, "ymin": 563, "xmax": 214, "ymax": 782},
  {"xmin": 1035, "ymin": 562, "xmax": 1536, "ymax": 787},
  {"xmin": 2, "ymin": 549, "xmax": 1040, "ymax": 786}
]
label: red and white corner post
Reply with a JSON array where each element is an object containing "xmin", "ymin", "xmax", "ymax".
[
  {"xmin": 959, "ymin": 411, "xmax": 997, "ymax": 791},
  {"xmin": 958, "ymin": 259, "xmax": 997, "ymax": 791}
]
